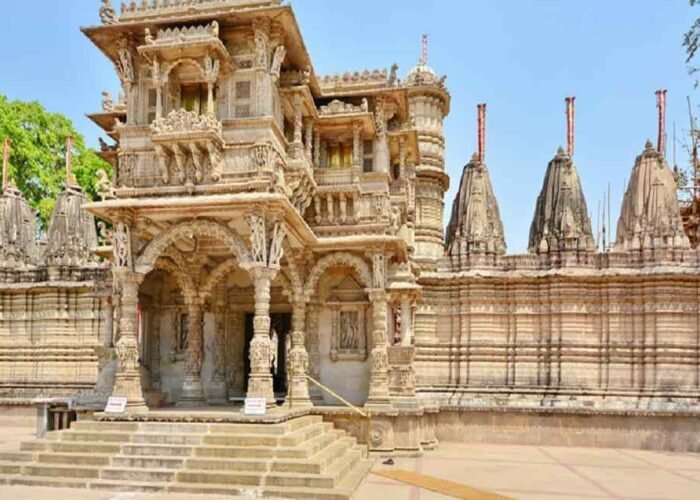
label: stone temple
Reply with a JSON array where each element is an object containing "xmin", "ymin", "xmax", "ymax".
[{"xmin": 1, "ymin": 0, "xmax": 700, "ymax": 496}]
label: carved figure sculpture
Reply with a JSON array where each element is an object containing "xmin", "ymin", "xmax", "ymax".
[{"xmin": 99, "ymin": 0, "xmax": 118, "ymax": 25}]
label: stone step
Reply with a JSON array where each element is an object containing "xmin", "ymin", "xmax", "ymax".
[
  {"xmin": 111, "ymin": 455, "xmax": 185, "ymax": 470},
  {"xmin": 0, "ymin": 474, "xmax": 89, "ymax": 489},
  {"xmin": 37, "ymin": 452, "xmax": 112, "ymax": 466},
  {"xmin": 101, "ymin": 467, "xmax": 176, "ymax": 483},
  {"xmin": 122, "ymin": 443, "xmax": 194, "ymax": 457},
  {"xmin": 22, "ymin": 463, "xmax": 101, "ymax": 479},
  {"xmin": 131, "ymin": 433, "xmax": 202, "ymax": 445},
  {"xmin": 0, "ymin": 462, "xmax": 22, "ymax": 475},
  {"xmin": 50, "ymin": 431, "xmax": 132, "ymax": 443},
  {"xmin": 22, "ymin": 440, "xmax": 121, "ymax": 455},
  {"xmin": 0, "ymin": 451, "xmax": 35, "ymax": 463},
  {"xmin": 70, "ymin": 421, "xmax": 140, "ymax": 433},
  {"xmin": 176, "ymin": 470, "xmax": 265, "ymax": 487}
]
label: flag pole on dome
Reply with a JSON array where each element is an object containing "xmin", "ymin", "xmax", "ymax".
[{"xmin": 565, "ymin": 96, "xmax": 576, "ymax": 157}]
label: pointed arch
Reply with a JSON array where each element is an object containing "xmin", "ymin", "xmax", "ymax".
[{"xmin": 304, "ymin": 252, "xmax": 372, "ymax": 301}]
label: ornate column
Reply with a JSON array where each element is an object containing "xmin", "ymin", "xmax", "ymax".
[
  {"xmin": 247, "ymin": 265, "xmax": 277, "ymax": 405},
  {"xmin": 209, "ymin": 287, "xmax": 228, "ymax": 404},
  {"xmin": 179, "ymin": 297, "xmax": 206, "ymax": 405},
  {"xmin": 112, "ymin": 269, "xmax": 147, "ymax": 410},
  {"xmin": 111, "ymin": 220, "xmax": 147, "ymax": 411},
  {"xmin": 374, "ymin": 99, "xmax": 390, "ymax": 174},
  {"xmin": 366, "ymin": 251, "xmax": 391, "ymax": 407},
  {"xmin": 305, "ymin": 119, "xmax": 314, "ymax": 160},
  {"xmin": 401, "ymin": 296, "xmax": 413, "ymax": 346},
  {"xmin": 306, "ymin": 303, "xmax": 323, "ymax": 403},
  {"xmin": 252, "ymin": 18, "xmax": 272, "ymax": 117},
  {"xmin": 352, "ymin": 122, "xmax": 362, "ymax": 168},
  {"xmin": 287, "ymin": 300, "xmax": 312, "ymax": 407},
  {"xmin": 313, "ymin": 131, "xmax": 321, "ymax": 167}
]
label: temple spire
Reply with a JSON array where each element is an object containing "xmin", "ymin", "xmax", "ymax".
[
  {"xmin": 2, "ymin": 139, "xmax": 10, "ymax": 193},
  {"xmin": 445, "ymin": 104, "xmax": 506, "ymax": 260},
  {"xmin": 565, "ymin": 96, "xmax": 575, "ymax": 157},
  {"xmin": 420, "ymin": 33, "xmax": 428, "ymax": 65}
]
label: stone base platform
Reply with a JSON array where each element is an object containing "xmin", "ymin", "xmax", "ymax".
[{"xmin": 0, "ymin": 413, "xmax": 373, "ymax": 499}]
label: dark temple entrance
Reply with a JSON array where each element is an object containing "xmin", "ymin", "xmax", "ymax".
[{"xmin": 244, "ymin": 313, "xmax": 291, "ymax": 397}]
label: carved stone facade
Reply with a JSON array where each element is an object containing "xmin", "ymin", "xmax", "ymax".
[{"xmin": 1, "ymin": 0, "xmax": 699, "ymax": 458}]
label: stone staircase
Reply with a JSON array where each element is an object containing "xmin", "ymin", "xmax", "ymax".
[{"xmin": 0, "ymin": 415, "xmax": 373, "ymax": 499}]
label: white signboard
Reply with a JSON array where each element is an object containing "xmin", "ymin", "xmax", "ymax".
[
  {"xmin": 104, "ymin": 397, "xmax": 128, "ymax": 414},
  {"xmin": 244, "ymin": 398, "xmax": 267, "ymax": 416}
]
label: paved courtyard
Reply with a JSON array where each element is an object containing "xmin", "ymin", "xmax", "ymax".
[{"xmin": 2, "ymin": 416, "xmax": 700, "ymax": 499}]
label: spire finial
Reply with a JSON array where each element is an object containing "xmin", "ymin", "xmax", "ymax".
[
  {"xmin": 565, "ymin": 96, "xmax": 575, "ymax": 157},
  {"xmin": 477, "ymin": 103, "xmax": 486, "ymax": 163},
  {"xmin": 65, "ymin": 136, "xmax": 74, "ymax": 187},
  {"xmin": 2, "ymin": 139, "xmax": 10, "ymax": 193},
  {"xmin": 656, "ymin": 89, "xmax": 667, "ymax": 156},
  {"xmin": 421, "ymin": 33, "xmax": 428, "ymax": 65}
]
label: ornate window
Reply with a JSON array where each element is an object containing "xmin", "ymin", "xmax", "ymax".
[{"xmin": 233, "ymin": 80, "xmax": 251, "ymax": 118}]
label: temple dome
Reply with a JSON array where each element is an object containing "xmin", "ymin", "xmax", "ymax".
[
  {"xmin": 405, "ymin": 61, "xmax": 438, "ymax": 86},
  {"xmin": 614, "ymin": 140, "xmax": 689, "ymax": 251},
  {"xmin": 446, "ymin": 153, "xmax": 506, "ymax": 257},
  {"xmin": 528, "ymin": 147, "xmax": 595, "ymax": 254},
  {"xmin": 0, "ymin": 183, "xmax": 39, "ymax": 268},
  {"xmin": 44, "ymin": 183, "xmax": 99, "ymax": 267}
]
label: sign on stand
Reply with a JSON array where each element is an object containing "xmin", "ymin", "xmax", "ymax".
[
  {"xmin": 244, "ymin": 398, "xmax": 267, "ymax": 416},
  {"xmin": 104, "ymin": 397, "xmax": 128, "ymax": 414}
]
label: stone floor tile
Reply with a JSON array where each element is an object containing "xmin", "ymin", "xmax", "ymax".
[
  {"xmin": 572, "ymin": 465, "xmax": 700, "ymax": 500},
  {"xmin": 539, "ymin": 446, "xmax": 652, "ymax": 468}
]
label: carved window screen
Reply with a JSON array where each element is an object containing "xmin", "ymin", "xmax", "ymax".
[
  {"xmin": 147, "ymin": 88, "xmax": 157, "ymax": 124},
  {"xmin": 234, "ymin": 80, "xmax": 251, "ymax": 118}
]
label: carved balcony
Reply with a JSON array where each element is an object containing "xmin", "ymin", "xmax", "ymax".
[
  {"xmin": 138, "ymin": 22, "xmax": 233, "ymax": 69},
  {"xmin": 150, "ymin": 109, "xmax": 224, "ymax": 187}
]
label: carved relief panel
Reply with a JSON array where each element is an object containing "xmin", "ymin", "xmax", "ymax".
[{"xmin": 329, "ymin": 301, "xmax": 367, "ymax": 362}]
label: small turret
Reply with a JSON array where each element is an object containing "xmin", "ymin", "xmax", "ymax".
[
  {"xmin": 0, "ymin": 139, "xmax": 39, "ymax": 269},
  {"xmin": 614, "ymin": 140, "xmax": 688, "ymax": 251},
  {"xmin": 446, "ymin": 153, "xmax": 506, "ymax": 257},
  {"xmin": 44, "ymin": 138, "xmax": 99, "ymax": 267},
  {"xmin": 446, "ymin": 105, "xmax": 505, "ymax": 257},
  {"xmin": 528, "ymin": 147, "xmax": 595, "ymax": 254}
]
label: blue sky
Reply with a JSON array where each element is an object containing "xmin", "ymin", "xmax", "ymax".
[{"xmin": 0, "ymin": 0, "xmax": 696, "ymax": 252}]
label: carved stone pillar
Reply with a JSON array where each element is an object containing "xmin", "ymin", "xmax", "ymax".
[
  {"xmin": 401, "ymin": 296, "xmax": 412, "ymax": 347},
  {"xmin": 112, "ymin": 269, "xmax": 147, "ymax": 411},
  {"xmin": 313, "ymin": 131, "xmax": 321, "ymax": 167},
  {"xmin": 367, "ymin": 289, "xmax": 391, "ymax": 407},
  {"xmin": 246, "ymin": 265, "xmax": 277, "ymax": 406},
  {"xmin": 306, "ymin": 303, "xmax": 323, "ymax": 403},
  {"xmin": 253, "ymin": 18, "xmax": 272, "ymax": 117},
  {"xmin": 327, "ymin": 194, "xmax": 335, "ymax": 224},
  {"xmin": 352, "ymin": 122, "xmax": 362, "ymax": 168},
  {"xmin": 305, "ymin": 120, "xmax": 313, "ymax": 160},
  {"xmin": 287, "ymin": 300, "xmax": 311, "ymax": 407},
  {"xmin": 179, "ymin": 298, "xmax": 206, "ymax": 406},
  {"xmin": 149, "ymin": 309, "xmax": 162, "ymax": 390},
  {"xmin": 209, "ymin": 289, "xmax": 228, "ymax": 404},
  {"xmin": 339, "ymin": 194, "xmax": 347, "ymax": 224}
]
